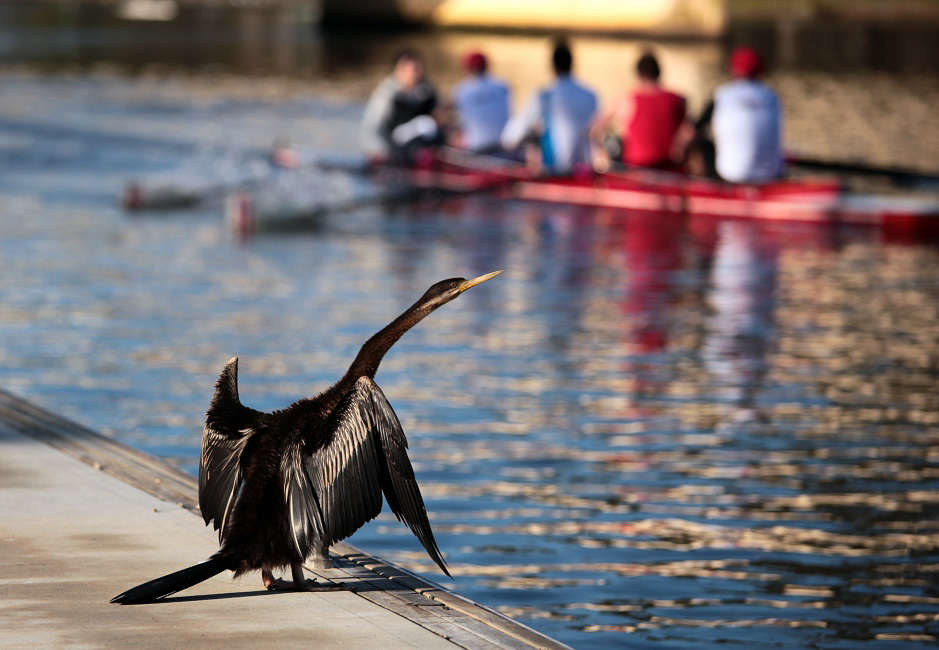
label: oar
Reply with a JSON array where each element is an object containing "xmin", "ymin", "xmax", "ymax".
[
  {"xmin": 788, "ymin": 155, "xmax": 939, "ymax": 190},
  {"xmin": 123, "ymin": 146, "xmax": 372, "ymax": 211},
  {"xmin": 227, "ymin": 148, "xmax": 519, "ymax": 237}
]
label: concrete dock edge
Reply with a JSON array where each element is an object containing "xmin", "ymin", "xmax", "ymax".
[{"xmin": 0, "ymin": 387, "xmax": 570, "ymax": 649}]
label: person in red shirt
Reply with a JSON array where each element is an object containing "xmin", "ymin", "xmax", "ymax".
[{"xmin": 592, "ymin": 52, "xmax": 688, "ymax": 170}]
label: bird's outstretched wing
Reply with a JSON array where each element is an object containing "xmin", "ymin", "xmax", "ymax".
[
  {"xmin": 199, "ymin": 357, "xmax": 262, "ymax": 541},
  {"xmin": 285, "ymin": 376, "xmax": 449, "ymax": 576}
]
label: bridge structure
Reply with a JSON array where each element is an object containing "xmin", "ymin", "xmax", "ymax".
[{"xmin": 320, "ymin": 0, "xmax": 728, "ymax": 37}]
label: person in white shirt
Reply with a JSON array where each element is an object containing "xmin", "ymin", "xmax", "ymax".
[
  {"xmin": 501, "ymin": 40, "xmax": 598, "ymax": 172},
  {"xmin": 451, "ymin": 51, "xmax": 510, "ymax": 154},
  {"xmin": 710, "ymin": 46, "xmax": 784, "ymax": 183}
]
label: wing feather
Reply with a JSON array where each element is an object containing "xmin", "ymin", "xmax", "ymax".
[
  {"xmin": 283, "ymin": 376, "xmax": 448, "ymax": 575},
  {"xmin": 283, "ymin": 385, "xmax": 383, "ymax": 558},
  {"xmin": 199, "ymin": 358, "xmax": 262, "ymax": 541},
  {"xmin": 371, "ymin": 386, "xmax": 450, "ymax": 576},
  {"xmin": 283, "ymin": 445, "xmax": 325, "ymax": 558}
]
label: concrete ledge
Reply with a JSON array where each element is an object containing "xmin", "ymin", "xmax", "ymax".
[{"xmin": 0, "ymin": 388, "xmax": 569, "ymax": 650}]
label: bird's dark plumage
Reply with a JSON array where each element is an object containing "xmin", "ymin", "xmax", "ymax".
[
  {"xmin": 112, "ymin": 271, "xmax": 501, "ymax": 604},
  {"xmin": 111, "ymin": 556, "xmax": 230, "ymax": 605}
]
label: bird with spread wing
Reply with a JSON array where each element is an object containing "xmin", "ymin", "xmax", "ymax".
[{"xmin": 112, "ymin": 271, "xmax": 501, "ymax": 604}]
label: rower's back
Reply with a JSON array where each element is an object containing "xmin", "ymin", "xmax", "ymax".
[
  {"xmin": 712, "ymin": 47, "xmax": 783, "ymax": 184},
  {"xmin": 713, "ymin": 80, "xmax": 782, "ymax": 183}
]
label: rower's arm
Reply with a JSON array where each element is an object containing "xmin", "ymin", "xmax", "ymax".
[
  {"xmin": 500, "ymin": 94, "xmax": 541, "ymax": 151},
  {"xmin": 361, "ymin": 79, "xmax": 396, "ymax": 155},
  {"xmin": 590, "ymin": 95, "xmax": 632, "ymax": 143},
  {"xmin": 694, "ymin": 99, "xmax": 715, "ymax": 134}
]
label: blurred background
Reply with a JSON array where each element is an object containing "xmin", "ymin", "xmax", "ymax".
[
  {"xmin": 4, "ymin": 0, "xmax": 939, "ymax": 170},
  {"xmin": 2, "ymin": 1, "xmax": 939, "ymax": 648}
]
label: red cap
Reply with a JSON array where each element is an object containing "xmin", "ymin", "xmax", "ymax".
[
  {"xmin": 729, "ymin": 46, "xmax": 763, "ymax": 79},
  {"xmin": 462, "ymin": 50, "xmax": 487, "ymax": 73}
]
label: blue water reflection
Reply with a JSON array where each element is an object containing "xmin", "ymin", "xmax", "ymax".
[{"xmin": 1, "ymin": 76, "xmax": 939, "ymax": 649}]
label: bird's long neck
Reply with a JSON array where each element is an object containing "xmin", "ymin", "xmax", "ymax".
[{"xmin": 342, "ymin": 297, "xmax": 437, "ymax": 384}]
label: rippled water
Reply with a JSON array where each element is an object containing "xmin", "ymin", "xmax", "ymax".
[{"xmin": 3, "ymin": 73, "xmax": 939, "ymax": 649}]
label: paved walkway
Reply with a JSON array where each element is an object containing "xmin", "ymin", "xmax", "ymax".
[{"xmin": 0, "ymin": 392, "xmax": 566, "ymax": 649}]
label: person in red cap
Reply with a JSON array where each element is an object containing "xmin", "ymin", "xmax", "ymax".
[
  {"xmin": 463, "ymin": 51, "xmax": 486, "ymax": 74},
  {"xmin": 729, "ymin": 46, "xmax": 763, "ymax": 79},
  {"xmin": 694, "ymin": 46, "xmax": 784, "ymax": 183},
  {"xmin": 591, "ymin": 51, "xmax": 688, "ymax": 170},
  {"xmin": 450, "ymin": 50, "xmax": 510, "ymax": 153}
]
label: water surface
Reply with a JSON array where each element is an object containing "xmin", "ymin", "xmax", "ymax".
[{"xmin": 2, "ymin": 58, "xmax": 939, "ymax": 650}]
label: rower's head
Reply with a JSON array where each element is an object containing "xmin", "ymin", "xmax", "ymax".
[
  {"xmin": 393, "ymin": 49, "xmax": 425, "ymax": 90},
  {"xmin": 552, "ymin": 39, "xmax": 573, "ymax": 78},
  {"xmin": 729, "ymin": 46, "xmax": 763, "ymax": 80},
  {"xmin": 462, "ymin": 50, "xmax": 488, "ymax": 76},
  {"xmin": 636, "ymin": 52, "xmax": 661, "ymax": 83}
]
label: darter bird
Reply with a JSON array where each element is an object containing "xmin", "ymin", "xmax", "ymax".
[{"xmin": 111, "ymin": 271, "xmax": 502, "ymax": 604}]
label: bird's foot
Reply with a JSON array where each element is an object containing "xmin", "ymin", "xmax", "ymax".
[
  {"xmin": 264, "ymin": 577, "xmax": 348, "ymax": 592},
  {"xmin": 262, "ymin": 570, "xmax": 299, "ymax": 591},
  {"xmin": 261, "ymin": 568, "xmax": 353, "ymax": 593}
]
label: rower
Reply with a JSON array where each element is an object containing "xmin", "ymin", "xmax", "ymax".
[
  {"xmin": 450, "ymin": 51, "xmax": 511, "ymax": 154},
  {"xmin": 696, "ymin": 46, "xmax": 784, "ymax": 183},
  {"xmin": 592, "ymin": 51, "xmax": 688, "ymax": 171},
  {"xmin": 361, "ymin": 49, "xmax": 441, "ymax": 163},
  {"xmin": 501, "ymin": 39, "xmax": 598, "ymax": 173}
]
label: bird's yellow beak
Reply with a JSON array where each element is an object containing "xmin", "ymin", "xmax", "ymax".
[{"xmin": 458, "ymin": 270, "xmax": 503, "ymax": 293}]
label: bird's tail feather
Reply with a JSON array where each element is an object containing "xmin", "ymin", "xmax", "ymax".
[{"xmin": 110, "ymin": 555, "xmax": 230, "ymax": 605}]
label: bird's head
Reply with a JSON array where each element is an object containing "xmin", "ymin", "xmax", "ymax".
[{"xmin": 418, "ymin": 270, "xmax": 503, "ymax": 310}]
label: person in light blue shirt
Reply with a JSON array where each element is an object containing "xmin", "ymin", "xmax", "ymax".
[
  {"xmin": 452, "ymin": 51, "xmax": 511, "ymax": 154},
  {"xmin": 501, "ymin": 40, "xmax": 598, "ymax": 173}
]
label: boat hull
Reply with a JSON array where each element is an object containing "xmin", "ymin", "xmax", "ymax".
[{"xmin": 423, "ymin": 154, "xmax": 939, "ymax": 240}]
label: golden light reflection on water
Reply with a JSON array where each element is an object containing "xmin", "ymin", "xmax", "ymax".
[{"xmin": 368, "ymin": 216, "xmax": 939, "ymax": 647}]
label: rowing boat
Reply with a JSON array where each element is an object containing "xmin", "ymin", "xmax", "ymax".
[
  {"xmin": 125, "ymin": 146, "xmax": 939, "ymax": 239},
  {"xmin": 431, "ymin": 150, "xmax": 939, "ymax": 234}
]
